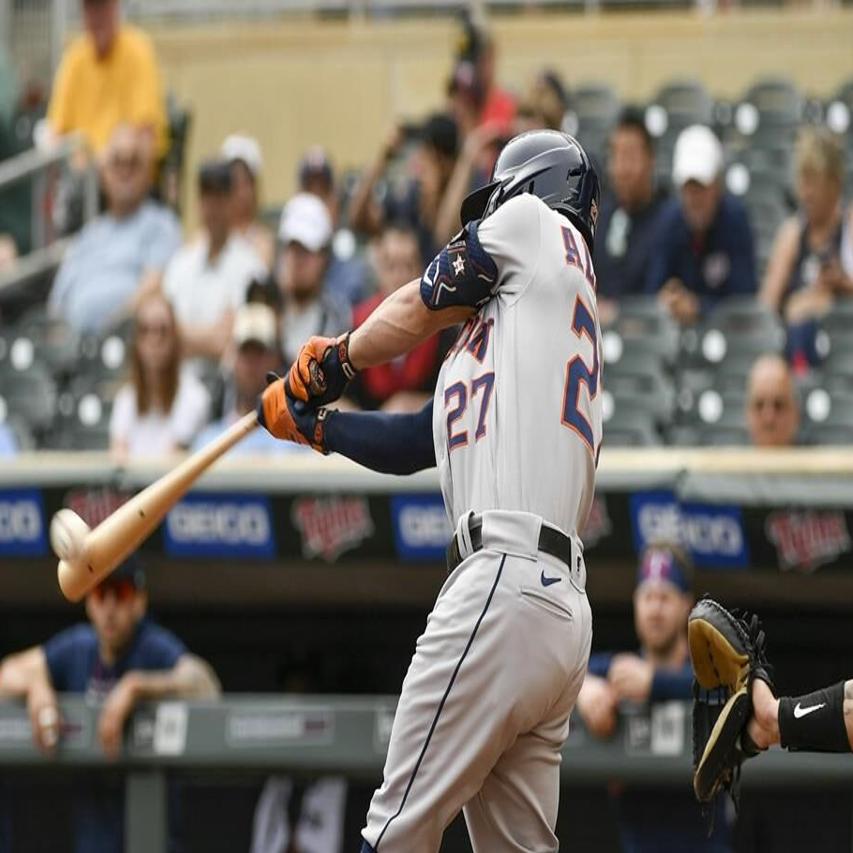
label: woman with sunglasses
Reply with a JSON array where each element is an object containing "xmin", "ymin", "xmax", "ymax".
[{"xmin": 109, "ymin": 292, "xmax": 210, "ymax": 461}]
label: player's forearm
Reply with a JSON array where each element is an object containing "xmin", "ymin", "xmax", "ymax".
[
  {"xmin": 324, "ymin": 401, "xmax": 436, "ymax": 475},
  {"xmin": 127, "ymin": 656, "xmax": 221, "ymax": 701},
  {"xmin": 348, "ymin": 280, "xmax": 471, "ymax": 370},
  {"xmin": 649, "ymin": 667, "xmax": 693, "ymax": 701}
]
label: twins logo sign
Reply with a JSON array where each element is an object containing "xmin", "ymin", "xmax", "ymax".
[
  {"xmin": 630, "ymin": 490, "xmax": 749, "ymax": 569},
  {"xmin": 291, "ymin": 496, "xmax": 374, "ymax": 562}
]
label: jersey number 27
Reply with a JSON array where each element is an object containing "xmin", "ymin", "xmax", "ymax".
[{"xmin": 561, "ymin": 225, "xmax": 600, "ymax": 455}]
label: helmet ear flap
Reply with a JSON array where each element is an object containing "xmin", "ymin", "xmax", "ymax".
[{"xmin": 460, "ymin": 180, "xmax": 501, "ymax": 226}]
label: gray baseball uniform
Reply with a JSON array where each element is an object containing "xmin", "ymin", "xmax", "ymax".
[{"xmin": 362, "ymin": 193, "xmax": 602, "ymax": 852}]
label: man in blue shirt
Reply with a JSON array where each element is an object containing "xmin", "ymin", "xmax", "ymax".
[
  {"xmin": 594, "ymin": 108, "xmax": 669, "ymax": 317},
  {"xmin": 575, "ymin": 543, "xmax": 732, "ymax": 852},
  {"xmin": 48, "ymin": 124, "xmax": 182, "ymax": 334},
  {"xmin": 646, "ymin": 125, "xmax": 756, "ymax": 325},
  {"xmin": 0, "ymin": 556, "xmax": 219, "ymax": 853}
]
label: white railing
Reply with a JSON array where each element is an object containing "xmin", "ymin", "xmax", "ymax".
[{"xmin": 0, "ymin": 135, "xmax": 97, "ymax": 296}]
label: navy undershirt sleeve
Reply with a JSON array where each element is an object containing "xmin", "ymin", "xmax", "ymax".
[
  {"xmin": 649, "ymin": 663, "xmax": 694, "ymax": 701},
  {"xmin": 323, "ymin": 399, "xmax": 436, "ymax": 475},
  {"xmin": 586, "ymin": 651, "xmax": 613, "ymax": 679}
]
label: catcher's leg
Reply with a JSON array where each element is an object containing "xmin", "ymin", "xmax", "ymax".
[{"xmin": 747, "ymin": 678, "xmax": 853, "ymax": 753}]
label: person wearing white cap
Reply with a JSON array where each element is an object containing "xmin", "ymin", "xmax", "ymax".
[
  {"xmin": 276, "ymin": 192, "xmax": 352, "ymax": 364},
  {"xmin": 221, "ymin": 133, "xmax": 275, "ymax": 269},
  {"xmin": 192, "ymin": 302, "xmax": 303, "ymax": 455},
  {"xmin": 646, "ymin": 124, "xmax": 756, "ymax": 325}
]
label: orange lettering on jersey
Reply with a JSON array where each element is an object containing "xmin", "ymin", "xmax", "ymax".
[
  {"xmin": 465, "ymin": 318, "xmax": 494, "ymax": 363},
  {"xmin": 561, "ymin": 225, "xmax": 596, "ymax": 290}
]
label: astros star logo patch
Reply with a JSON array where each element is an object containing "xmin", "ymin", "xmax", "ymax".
[{"xmin": 452, "ymin": 255, "xmax": 465, "ymax": 276}]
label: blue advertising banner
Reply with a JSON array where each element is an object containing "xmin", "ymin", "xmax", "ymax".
[{"xmin": 164, "ymin": 494, "xmax": 276, "ymax": 559}]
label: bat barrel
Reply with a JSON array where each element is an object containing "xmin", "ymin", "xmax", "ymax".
[{"xmin": 58, "ymin": 412, "xmax": 258, "ymax": 601}]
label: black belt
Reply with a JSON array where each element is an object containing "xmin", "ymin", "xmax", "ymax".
[{"xmin": 447, "ymin": 513, "xmax": 575, "ymax": 573}]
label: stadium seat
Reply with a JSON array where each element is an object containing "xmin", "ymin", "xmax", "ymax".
[
  {"xmin": 801, "ymin": 391, "xmax": 853, "ymax": 445},
  {"xmin": 48, "ymin": 384, "xmax": 112, "ymax": 451},
  {"xmin": 687, "ymin": 298, "xmax": 785, "ymax": 369},
  {"xmin": 568, "ymin": 82, "xmax": 620, "ymax": 161},
  {"xmin": 674, "ymin": 387, "xmax": 750, "ymax": 446},
  {"xmin": 739, "ymin": 77, "xmax": 803, "ymax": 133},
  {"xmin": 601, "ymin": 296, "xmax": 680, "ymax": 365},
  {"xmin": 77, "ymin": 330, "xmax": 129, "ymax": 390},
  {"xmin": 817, "ymin": 300, "xmax": 853, "ymax": 357},
  {"xmin": 0, "ymin": 368, "xmax": 57, "ymax": 438},
  {"xmin": 820, "ymin": 349, "xmax": 853, "ymax": 394},
  {"xmin": 649, "ymin": 79, "xmax": 714, "ymax": 133},
  {"xmin": 601, "ymin": 392, "xmax": 662, "ymax": 447},
  {"xmin": 13, "ymin": 308, "xmax": 80, "ymax": 377},
  {"xmin": 604, "ymin": 351, "xmax": 676, "ymax": 424}
]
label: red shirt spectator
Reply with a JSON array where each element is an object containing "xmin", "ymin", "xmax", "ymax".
[{"xmin": 348, "ymin": 226, "xmax": 449, "ymax": 412}]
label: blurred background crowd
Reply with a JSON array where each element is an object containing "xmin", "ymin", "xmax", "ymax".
[
  {"xmin": 0, "ymin": 0, "xmax": 851, "ymax": 851},
  {"xmin": 0, "ymin": 0, "xmax": 849, "ymax": 458}
]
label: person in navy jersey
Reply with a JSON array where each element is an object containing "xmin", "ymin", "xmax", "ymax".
[
  {"xmin": 646, "ymin": 125, "xmax": 756, "ymax": 325},
  {"xmin": 575, "ymin": 543, "xmax": 733, "ymax": 853},
  {"xmin": 0, "ymin": 556, "xmax": 220, "ymax": 853},
  {"xmin": 593, "ymin": 108, "xmax": 669, "ymax": 320}
]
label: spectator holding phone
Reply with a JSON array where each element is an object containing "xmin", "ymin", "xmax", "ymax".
[{"xmin": 349, "ymin": 113, "xmax": 459, "ymax": 264}]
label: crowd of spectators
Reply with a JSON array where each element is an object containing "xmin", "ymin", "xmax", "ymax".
[{"xmin": 0, "ymin": 0, "xmax": 850, "ymax": 459}]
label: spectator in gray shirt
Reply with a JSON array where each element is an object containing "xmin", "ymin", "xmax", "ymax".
[{"xmin": 48, "ymin": 124, "xmax": 181, "ymax": 334}]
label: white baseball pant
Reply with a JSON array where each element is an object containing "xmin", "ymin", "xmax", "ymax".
[{"xmin": 362, "ymin": 510, "xmax": 593, "ymax": 852}]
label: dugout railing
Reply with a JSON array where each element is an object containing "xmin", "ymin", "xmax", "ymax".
[{"xmin": 1, "ymin": 695, "xmax": 851, "ymax": 853}]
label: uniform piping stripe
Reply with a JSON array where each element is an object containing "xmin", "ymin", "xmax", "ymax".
[{"xmin": 374, "ymin": 554, "xmax": 506, "ymax": 850}]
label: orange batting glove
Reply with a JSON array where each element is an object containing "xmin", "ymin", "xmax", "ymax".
[
  {"xmin": 257, "ymin": 373, "xmax": 328, "ymax": 451},
  {"xmin": 286, "ymin": 333, "xmax": 357, "ymax": 407}
]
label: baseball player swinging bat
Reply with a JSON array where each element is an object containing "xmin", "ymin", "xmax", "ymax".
[{"xmin": 53, "ymin": 411, "xmax": 258, "ymax": 602}]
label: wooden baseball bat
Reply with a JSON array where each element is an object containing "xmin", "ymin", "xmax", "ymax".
[{"xmin": 58, "ymin": 412, "xmax": 258, "ymax": 602}]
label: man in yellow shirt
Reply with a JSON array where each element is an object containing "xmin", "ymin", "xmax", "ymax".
[{"xmin": 47, "ymin": 0, "xmax": 168, "ymax": 160}]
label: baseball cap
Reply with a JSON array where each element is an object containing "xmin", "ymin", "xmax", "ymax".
[
  {"xmin": 198, "ymin": 159, "xmax": 233, "ymax": 194},
  {"xmin": 221, "ymin": 134, "xmax": 263, "ymax": 177},
  {"xmin": 232, "ymin": 302, "xmax": 277, "ymax": 350},
  {"xmin": 672, "ymin": 124, "xmax": 723, "ymax": 188},
  {"xmin": 106, "ymin": 554, "xmax": 146, "ymax": 589},
  {"xmin": 298, "ymin": 146, "xmax": 334, "ymax": 191},
  {"xmin": 278, "ymin": 192, "xmax": 333, "ymax": 252},
  {"xmin": 636, "ymin": 544, "xmax": 693, "ymax": 594}
]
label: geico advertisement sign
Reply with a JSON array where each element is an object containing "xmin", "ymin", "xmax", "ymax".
[
  {"xmin": 164, "ymin": 495, "xmax": 275, "ymax": 557},
  {"xmin": 629, "ymin": 490, "xmax": 749, "ymax": 569},
  {"xmin": 0, "ymin": 489, "xmax": 47, "ymax": 556},
  {"xmin": 391, "ymin": 495, "xmax": 451, "ymax": 561}
]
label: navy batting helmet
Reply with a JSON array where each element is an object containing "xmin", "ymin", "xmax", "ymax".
[{"xmin": 460, "ymin": 130, "xmax": 600, "ymax": 250}]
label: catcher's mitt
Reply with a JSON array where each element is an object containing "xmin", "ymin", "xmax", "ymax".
[{"xmin": 688, "ymin": 598, "xmax": 773, "ymax": 807}]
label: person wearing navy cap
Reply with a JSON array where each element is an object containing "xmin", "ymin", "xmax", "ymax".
[
  {"xmin": 575, "ymin": 542, "xmax": 733, "ymax": 852},
  {"xmin": 0, "ymin": 554, "xmax": 220, "ymax": 853}
]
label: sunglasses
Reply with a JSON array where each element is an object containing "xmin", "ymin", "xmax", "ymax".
[
  {"xmin": 137, "ymin": 322, "xmax": 172, "ymax": 338},
  {"xmin": 110, "ymin": 153, "xmax": 142, "ymax": 171},
  {"xmin": 750, "ymin": 396, "xmax": 789, "ymax": 413},
  {"xmin": 91, "ymin": 578, "xmax": 137, "ymax": 603}
]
